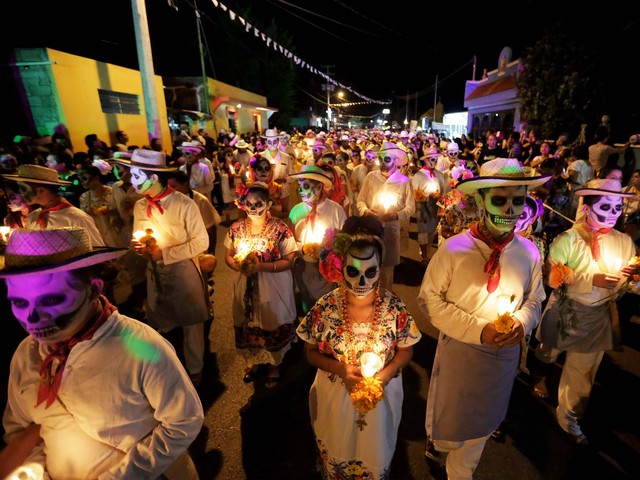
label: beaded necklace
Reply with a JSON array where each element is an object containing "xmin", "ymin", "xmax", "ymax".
[{"xmin": 341, "ymin": 285, "xmax": 382, "ymax": 365}]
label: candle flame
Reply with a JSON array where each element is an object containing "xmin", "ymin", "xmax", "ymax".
[
  {"xmin": 0, "ymin": 226, "xmax": 11, "ymax": 240},
  {"xmin": 132, "ymin": 230, "xmax": 146, "ymax": 241},
  {"xmin": 360, "ymin": 352, "xmax": 383, "ymax": 378},
  {"xmin": 379, "ymin": 193, "xmax": 395, "ymax": 212},
  {"xmin": 497, "ymin": 294, "xmax": 517, "ymax": 315},
  {"xmin": 307, "ymin": 222, "xmax": 325, "ymax": 244}
]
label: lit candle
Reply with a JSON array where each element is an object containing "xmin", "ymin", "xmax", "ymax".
[
  {"xmin": 245, "ymin": 170, "xmax": 251, "ymax": 180},
  {"xmin": 307, "ymin": 222, "xmax": 326, "ymax": 244},
  {"xmin": 496, "ymin": 294, "xmax": 517, "ymax": 315},
  {"xmin": 6, "ymin": 462, "xmax": 44, "ymax": 480},
  {"xmin": 132, "ymin": 230, "xmax": 146, "ymax": 242},
  {"xmin": 379, "ymin": 192, "xmax": 395, "ymax": 212},
  {"xmin": 235, "ymin": 238, "xmax": 252, "ymax": 262},
  {"xmin": 612, "ymin": 258, "xmax": 623, "ymax": 273},
  {"xmin": 0, "ymin": 226, "xmax": 11, "ymax": 241},
  {"xmin": 360, "ymin": 352, "xmax": 383, "ymax": 378},
  {"xmin": 425, "ymin": 181, "xmax": 438, "ymax": 194}
]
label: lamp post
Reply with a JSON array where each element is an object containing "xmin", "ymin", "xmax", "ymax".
[{"xmin": 327, "ymin": 90, "xmax": 344, "ymax": 130}]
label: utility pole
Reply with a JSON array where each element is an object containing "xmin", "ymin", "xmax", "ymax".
[
  {"xmin": 131, "ymin": 0, "xmax": 163, "ymax": 146},
  {"xmin": 195, "ymin": 0, "xmax": 211, "ymax": 117},
  {"xmin": 472, "ymin": 55, "xmax": 477, "ymax": 81},
  {"xmin": 321, "ymin": 65, "xmax": 335, "ymax": 131},
  {"xmin": 433, "ymin": 74, "xmax": 438, "ymax": 130}
]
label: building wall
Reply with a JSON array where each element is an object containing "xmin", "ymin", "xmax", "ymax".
[{"xmin": 46, "ymin": 49, "xmax": 170, "ymax": 152}]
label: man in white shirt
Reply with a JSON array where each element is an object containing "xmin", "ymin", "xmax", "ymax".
[
  {"xmin": 418, "ymin": 158, "xmax": 549, "ymax": 478},
  {"xmin": 115, "ymin": 150, "xmax": 211, "ymax": 386},
  {"xmin": 178, "ymin": 141, "xmax": 214, "ymax": 202},
  {"xmin": 1, "ymin": 227, "xmax": 203, "ymax": 479}
]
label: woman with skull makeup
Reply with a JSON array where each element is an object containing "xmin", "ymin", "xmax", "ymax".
[
  {"xmin": 225, "ymin": 182, "xmax": 298, "ymax": 388},
  {"xmin": 296, "ymin": 214, "xmax": 421, "ymax": 479},
  {"xmin": 245, "ymin": 154, "xmax": 290, "ymax": 220},
  {"xmin": 533, "ymin": 179, "xmax": 639, "ymax": 445},
  {"xmin": 78, "ymin": 165, "xmax": 122, "ymax": 248},
  {"xmin": 418, "ymin": 158, "xmax": 548, "ymax": 478}
]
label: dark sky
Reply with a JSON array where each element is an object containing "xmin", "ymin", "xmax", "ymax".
[{"xmin": 3, "ymin": 0, "xmax": 633, "ymax": 121}]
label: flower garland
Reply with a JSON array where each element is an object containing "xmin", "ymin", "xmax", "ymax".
[{"xmin": 549, "ymin": 262, "xmax": 578, "ymax": 340}]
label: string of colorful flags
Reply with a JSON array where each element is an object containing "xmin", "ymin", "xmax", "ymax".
[{"xmin": 209, "ymin": 0, "xmax": 391, "ymax": 105}]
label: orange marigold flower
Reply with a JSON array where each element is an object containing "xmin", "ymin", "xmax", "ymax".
[
  {"xmin": 494, "ymin": 313, "xmax": 514, "ymax": 334},
  {"xmin": 350, "ymin": 376, "xmax": 384, "ymax": 414},
  {"xmin": 414, "ymin": 189, "xmax": 428, "ymax": 203},
  {"xmin": 549, "ymin": 262, "xmax": 572, "ymax": 288}
]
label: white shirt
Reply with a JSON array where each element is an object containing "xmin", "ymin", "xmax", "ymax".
[
  {"xmin": 132, "ymin": 191, "xmax": 209, "ymax": 265},
  {"xmin": 3, "ymin": 309, "xmax": 203, "ymax": 480},
  {"xmin": 289, "ymin": 198, "xmax": 347, "ymax": 248},
  {"xmin": 357, "ymin": 170, "xmax": 416, "ymax": 221},
  {"xmin": 26, "ymin": 204, "xmax": 105, "ymax": 247},
  {"xmin": 180, "ymin": 161, "xmax": 213, "ymax": 197},
  {"xmin": 189, "ymin": 189, "xmax": 221, "ymax": 229}
]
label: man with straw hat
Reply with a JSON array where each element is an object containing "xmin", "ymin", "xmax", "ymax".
[
  {"xmin": 356, "ymin": 141, "xmax": 415, "ymax": 292},
  {"xmin": 113, "ymin": 149, "xmax": 211, "ymax": 387},
  {"xmin": 288, "ymin": 165, "xmax": 347, "ymax": 314},
  {"xmin": 1, "ymin": 164, "xmax": 104, "ymax": 247},
  {"xmin": 0, "ymin": 227, "xmax": 203, "ymax": 479},
  {"xmin": 533, "ymin": 178, "xmax": 639, "ymax": 446},
  {"xmin": 418, "ymin": 158, "xmax": 549, "ymax": 478}
]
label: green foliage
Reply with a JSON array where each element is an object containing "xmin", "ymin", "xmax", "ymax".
[{"xmin": 517, "ymin": 28, "xmax": 608, "ymax": 140}]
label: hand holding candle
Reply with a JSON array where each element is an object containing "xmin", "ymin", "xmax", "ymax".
[{"xmin": 350, "ymin": 352, "xmax": 385, "ymax": 419}]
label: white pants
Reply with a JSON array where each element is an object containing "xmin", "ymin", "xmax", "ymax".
[
  {"xmin": 556, "ymin": 350, "xmax": 604, "ymax": 436},
  {"xmin": 434, "ymin": 435, "xmax": 490, "ymax": 480},
  {"xmin": 183, "ymin": 323, "xmax": 205, "ymax": 375}
]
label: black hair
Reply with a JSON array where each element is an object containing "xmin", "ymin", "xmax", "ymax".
[
  {"xmin": 167, "ymin": 170, "xmax": 189, "ymax": 185},
  {"xmin": 341, "ymin": 214, "xmax": 385, "ymax": 260}
]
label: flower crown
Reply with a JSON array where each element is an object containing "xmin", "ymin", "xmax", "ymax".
[{"xmin": 318, "ymin": 227, "xmax": 384, "ymax": 283}]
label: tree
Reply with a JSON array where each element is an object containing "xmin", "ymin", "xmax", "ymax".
[{"xmin": 517, "ymin": 28, "xmax": 608, "ymax": 142}]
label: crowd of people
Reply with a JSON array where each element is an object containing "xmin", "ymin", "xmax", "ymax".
[{"xmin": 0, "ymin": 122, "xmax": 639, "ymax": 479}]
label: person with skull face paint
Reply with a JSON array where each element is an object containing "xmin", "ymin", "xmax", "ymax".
[
  {"xmin": 246, "ymin": 154, "xmax": 290, "ymax": 220},
  {"xmin": 261, "ymin": 129, "xmax": 294, "ymax": 187},
  {"xmin": 418, "ymin": 158, "xmax": 549, "ymax": 478},
  {"xmin": 357, "ymin": 142, "xmax": 416, "ymax": 292},
  {"xmin": 1, "ymin": 165, "xmax": 104, "ymax": 248},
  {"xmin": 533, "ymin": 178, "xmax": 639, "ymax": 445},
  {"xmin": 0, "ymin": 227, "xmax": 204, "ymax": 479},
  {"xmin": 288, "ymin": 165, "xmax": 347, "ymax": 315},
  {"xmin": 113, "ymin": 149, "xmax": 211, "ymax": 387},
  {"xmin": 225, "ymin": 182, "xmax": 298, "ymax": 388},
  {"xmin": 296, "ymin": 215, "xmax": 421, "ymax": 479}
]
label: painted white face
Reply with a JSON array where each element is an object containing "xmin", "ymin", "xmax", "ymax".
[
  {"xmin": 335, "ymin": 155, "xmax": 347, "ymax": 169},
  {"xmin": 298, "ymin": 179, "xmax": 322, "ymax": 204},
  {"xmin": 378, "ymin": 154, "xmax": 398, "ymax": 177},
  {"xmin": 130, "ymin": 167, "xmax": 154, "ymax": 194},
  {"xmin": 364, "ymin": 151, "xmax": 377, "ymax": 167},
  {"xmin": 478, "ymin": 185, "xmax": 527, "ymax": 235},
  {"xmin": 245, "ymin": 192, "xmax": 270, "ymax": 221},
  {"xmin": 343, "ymin": 248, "xmax": 380, "ymax": 299},
  {"xmin": 6, "ymin": 271, "xmax": 98, "ymax": 345},
  {"xmin": 265, "ymin": 137, "xmax": 279, "ymax": 151},
  {"xmin": 253, "ymin": 160, "xmax": 271, "ymax": 183},
  {"xmin": 585, "ymin": 195, "xmax": 623, "ymax": 229},
  {"xmin": 5, "ymin": 187, "xmax": 28, "ymax": 212},
  {"xmin": 515, "ymin": 198, "xmax": 536, "ymax": 233}
]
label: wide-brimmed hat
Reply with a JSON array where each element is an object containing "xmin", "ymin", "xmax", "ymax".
[
  {"xmin": 289, "ymin": 164, "xmax": 333, "ymax": 187},
  {"xmin": 109, "ymin": 151, "xmax": 132, "ymax": 164},
  {"xmin": 0, "ymin": 227, "xmax": 127, "ymax": 278},
  {"xmin": 261, "ymin": 129, "xmax": 282, "ymax": 139},
  {"xmin": 178, "ymin": 141, "xmax": 205, "ymax": 153},
  {"xmin": 378, "ymin": 141, "xmax": 408, "ymax": 166},
  {"xmin": 111, "ymin": 149, "xmax": 178, "ymax": 171},
  {"xmin": 456, "ymin": 158, "xmax": 550, "ymax": 194},
  {"xmin": 1, "ymin": 164, "xmax": 71, "ymax": 185},
  {"xmin": 311, "ymin": 139, "xmax": 331, "ymax": 152},
  {"xmin": 235, "ymin": 139, "xmax": 252, "ymax": 150},
  {"xmin": 574, "ymin": 178, "xmax": 634, "ymax": 198}
]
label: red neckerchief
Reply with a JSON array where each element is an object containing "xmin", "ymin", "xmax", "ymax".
[
  {"xmin": 145, "ymin": 186, "xmax": 174, "ymax": 217},
  {"xmin": 470, "ymin": 222, "xmax": 515, "ymax": 293},
  {"xmin": 303, "ymin": 194, "xmax": 326, "ymax": 230},
  {"xmin": 37, "ymin": 296, "xmax": 117, "ymax": 409},
  {"xmin": 36, "ymin": 198, "xmax": 73, "ymax": 228},
  {"xmin": 422, "ymin": 164, "xmax": 435, "ymax": 176},
  {"xmin": 578, "ymin": 221, "xmax": 612, "ymax": 261}
]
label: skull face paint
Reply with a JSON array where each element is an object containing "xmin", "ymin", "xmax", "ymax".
[
  {"xmin": 478, "ymin": 185, "xmax": 527, "ymax": 236},
  {"xmin": 378, "ymin": 155, "xmax": 397, "ymax": 177},
  {"xmin": 4, "ymin": 186, "xmax": 28, "ymax": 212},
  {"xmin": 585, "ymin": 195, "xmax": 623, "ymax": 229},
  {"xmin": 298, "ymin": 179, "xmax": 323, "ymax": 205},
  {"xmin": 343, "ymin": 247, "xmax": 380, "ymax": 299},
  {"xmin": 130, "ymin": 167, "xmax": 154, "ymax": 194},
  {"xmin": 6, "ymin": 271, "xmax": 97, "ymax": 345},
  {"xmin": 253, "ymin": 160, "xmax": 272, "ymax": 183},
  {"xmin": 265, "ymin": 138, "xmax": 279, "ymax": 151},
  {"xmin": 245, "ymin": 192, "xmax": 270, "ymax": 221}
]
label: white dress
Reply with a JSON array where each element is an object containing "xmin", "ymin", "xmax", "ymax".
[{"xmin": 297, "ymin": 289, "xmax": 421, "ymax": 479}]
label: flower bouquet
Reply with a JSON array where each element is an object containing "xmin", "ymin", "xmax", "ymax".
[
  {"xmin": 414, "ymin": 188, "xmax": 427, "ymax": 203},
  {"xmin": 618, "ymin": 256, "xmax": 640, "ymax": 296},
  {"xmin": 302, "ymin": 242, "xmax": 321, "ymax": 260},
  {"xmin": 233, "ymin": 251, "xmax": 259, "ymax": 275},
  {"xmin": 494, "ymin": 312, "xmax": 514, "ymax": 334},
  {"xmin": 549, "ymin": 262, "xmax": 577, "ymax": 340},
  {"xmin": 350, "ymin": 352, "xmax": 384, "ymax": 430}
]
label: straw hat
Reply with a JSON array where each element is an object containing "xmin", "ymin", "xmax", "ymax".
[
  {"xmin": 235, "ymin": 140, "xmax": 252, "ymax": 150},
  {"xmin": 456, "ymin": 158, "xmax": 550, "ymax": 194},
  {"xmin": 111, "ymin": 149, "xmax": 178, "ymax": 171},
  {"xmin": 289, "ymin": 165, "xmax": 333, "ymax": 188},
  {"xmin": 178, "ymin": 141, "xmax": 205, "ymax": 153},
  {"xmin": 377, "ymin": 141, "xmax": 408, "ymax": 166},
  {"xmin": 0, "ymin": 227, "xmax": 126, "ymax": 278},
  {"xmin": 574, "ymin": 179, "xmax": 634, "ymax": 198},
  {"xmin": 261, "ymin": 129, "xmax": 282, "ymax": 139},
  {"xmin": 1, "ymin": 164, "xmax": 71, "ymax": 185}
]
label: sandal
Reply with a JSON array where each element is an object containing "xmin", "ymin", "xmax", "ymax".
[
  {"xmin": 490, "ymin": 425, "xmax": 506, "ymax": 442},
  {"xmin": 243, "ymin": 366, "xmax": 260, "ymax": 383},
  {"xmin": 533, "ymin": 378, "xmax": 549, "ymax": 399}
]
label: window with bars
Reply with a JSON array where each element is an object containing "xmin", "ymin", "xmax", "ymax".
[{"xmin": 98, "ymin": 89, "xmax": 141, "ymax": 115}]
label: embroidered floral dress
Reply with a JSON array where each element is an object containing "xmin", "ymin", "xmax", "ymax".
[
  {"xmin": 296, "ymin": 288, "xmax": 421, "ymax": 480},
  {"xmin": 225, "ymin": 216, "xmax": 298, "ymax": 366}
]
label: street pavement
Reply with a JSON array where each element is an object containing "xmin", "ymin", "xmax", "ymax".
[
  {"xmin": 190, "ymin": 213, "xmax": 640, "ymax": 480},
  {"xmin": 0, "ymin": 212, "xmax": 637, "ymax": 479}
]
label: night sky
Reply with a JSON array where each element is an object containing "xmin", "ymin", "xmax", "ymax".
[{"xmin": 1, "ymin": 0, "xmax": 634, "ymax": 120}]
